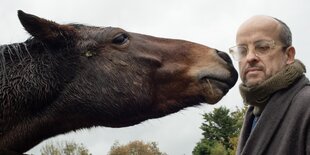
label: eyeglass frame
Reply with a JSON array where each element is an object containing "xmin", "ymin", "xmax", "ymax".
[{"xmin": 229, "ymin": 40, "xmax": 288, "ymax": 61}]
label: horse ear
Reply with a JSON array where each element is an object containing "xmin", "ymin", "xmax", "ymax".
[{"xmin": 17, "ymin": 10, "xmax": 77, "ymax": 46}]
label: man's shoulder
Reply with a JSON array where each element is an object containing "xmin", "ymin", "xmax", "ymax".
[
  {"xmin": 295, "ymin": 79, "xmax": 310, "ymax": 98},
  {"xmin": 291, "ymin": 76, "xmax": 310, "ymax": 98},
  {"xmin": 291, "ymin": 81, "xmax": 310, "ymax": 111}
]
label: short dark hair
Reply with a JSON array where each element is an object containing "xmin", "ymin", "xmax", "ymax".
[{"xmin": 273, "ymin": 17, "xmax": 292, "ymax": 48}]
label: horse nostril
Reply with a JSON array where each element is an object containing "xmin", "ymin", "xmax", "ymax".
[{"xmin": 216, "ymin": 50, "xmax": 233, "ymax": 64}]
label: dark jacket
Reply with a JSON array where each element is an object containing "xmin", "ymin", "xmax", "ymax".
[{"xmin": 237, "ymin": 76, "xmax": 310, "ymax": 155}]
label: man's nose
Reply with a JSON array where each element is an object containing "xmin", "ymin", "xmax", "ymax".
[{"xmin": 245, "ymin": 48, "xmax": 259, "ymax": 61}]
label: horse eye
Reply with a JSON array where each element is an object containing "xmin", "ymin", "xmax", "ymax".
[{"xmin": 112, "ymin": 33, "xmax": 129, "ymax": 45}]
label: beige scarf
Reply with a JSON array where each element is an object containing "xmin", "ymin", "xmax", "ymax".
[{"xmin": 239, "ymin": 59, "xmax": 306, "ymax": 116}]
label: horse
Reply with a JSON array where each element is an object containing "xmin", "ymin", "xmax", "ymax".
[{"xmin": 0, "ymin": 10, "xmax": 238, "ymax": 153}]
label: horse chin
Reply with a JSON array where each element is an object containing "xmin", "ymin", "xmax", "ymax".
[{"xmin": 200, "ymin": 78, "xmax": 229, "ymax": 104}]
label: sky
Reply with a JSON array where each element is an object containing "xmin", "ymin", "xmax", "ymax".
[{"xmin": 1, "ymin": 0, "xmax": 310, "ymax": 155}]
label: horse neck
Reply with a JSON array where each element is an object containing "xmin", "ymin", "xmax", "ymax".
[
  {"xmin": 0, "ymin": 40, "xmax": 39, "ymax": 94},
  {"xmin": 0, "ymin": 41, "xmax": 32, "ymax": 61},
  {"xmin": 0, "ymin": 40, "xmax": 61, "ymax": 128}
]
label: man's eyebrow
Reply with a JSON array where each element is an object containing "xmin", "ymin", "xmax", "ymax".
[
  {"xmin": 237, "ymin": 40, "xmax": 272, "ymax": 46},
  {"xmin": 236, "ymin": 43, "xmax": 247, "ymax": 46},
  {"xmin": 254, "ymin": 40, "xmax": 264, "ymax": 44},
  {"xmin": 253, "ymin": 39, "xmax": 273, "ymax": 44}
]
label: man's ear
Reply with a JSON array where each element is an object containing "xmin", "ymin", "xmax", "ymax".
[
  {"xmin": 17, "ymin": 10, "xmax": 77, "ymax": 47},
  {"xmin": 285, "ymin": 46, "xmax": 295, "ymax": 64}
]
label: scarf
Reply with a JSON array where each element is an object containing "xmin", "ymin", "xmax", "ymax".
[{"xmin": 239, "ymin": 59, "xmax": 306, "ymax": 116}]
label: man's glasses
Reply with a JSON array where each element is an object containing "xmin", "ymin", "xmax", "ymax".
[{"xmin": 229, "ymin": 40, "xmax": 278, "ymax": 61}]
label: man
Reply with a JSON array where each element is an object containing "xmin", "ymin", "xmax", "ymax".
[{"xmin": 229, "ymin": 15, "xmax": 310, "ymax": 155}]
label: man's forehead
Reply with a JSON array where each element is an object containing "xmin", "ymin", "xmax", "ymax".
[
  {"xmin": 241, "ymin": 15, "xmax": 277, "ymax": 26},
  {"xmin": 236, "ymin": 15, "xmax": 281, "ymax": 43}
]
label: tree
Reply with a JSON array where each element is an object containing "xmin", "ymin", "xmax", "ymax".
[
  {"xmin": 210, "ymin": 142, "xmax": 229, "ymax": 155},
  {"xmin": 228, "ymin": 136, "xmax": 239, "ymax": 155},
  {"xmin": 192, "ymin": 139, "xmax": 214, "ymax": 155},
  {"xmin": 108, "ymin": 140, "xmax": 167, "ymax": 155},
  {"xmin": 231, "ymin": 105, "xmax": 248, "ymax": 134},
  {"xmin": 193, "ymin": 106, "xmax": 247, "ymax": 155},
  {"xmin": 40, "ymin": 141, "xmax": 91, "ymax": 155},
  {"xmin": 229, "ymin": 105, "xmax": 248, "ymax": 154},
  {"xmin": 201, "ymin": 106, "xmax": 238, "ymax": 149}
]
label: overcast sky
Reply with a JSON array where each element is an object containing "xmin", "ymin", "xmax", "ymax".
[{"xmin": 1, "ymin": 0, "xmax": 310, "ymax": 155}]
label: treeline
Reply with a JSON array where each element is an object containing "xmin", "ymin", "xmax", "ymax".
[
  {"xmin": 39, "ymin": 140, "xmax": 166, "ymax": 155},
  {"xmin": 39, "ymin": 106, "xmax": 246, "ymax": 155}
]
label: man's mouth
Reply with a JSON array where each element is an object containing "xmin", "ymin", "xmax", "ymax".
[{"xmin": 245, "ymin": 67, "xmax": 263, "ymax": 74}]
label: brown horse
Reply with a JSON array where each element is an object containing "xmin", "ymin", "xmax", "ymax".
[{"xmin": 0, "ymin": 10, "xmax": 238, "ymax": 153}]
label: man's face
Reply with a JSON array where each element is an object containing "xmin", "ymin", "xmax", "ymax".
[{"xmin": 236, "ymin": 16, "xmax": 290, "ymax": 87}]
